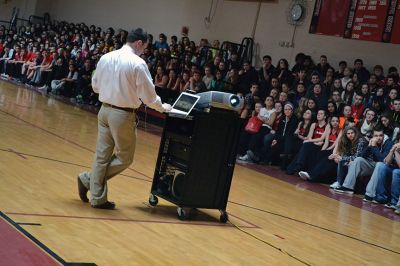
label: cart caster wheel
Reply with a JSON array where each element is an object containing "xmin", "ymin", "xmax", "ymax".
[
  {"xmin": 220, "ymin": 211, "xmax": 228, "ymax": 223},
  {"xmin": 177, "ymin": 207, "xmax": 186, "ymax": 220},
  {"xmin": 149, "ymin": 194, "xmax": 158, "ymax": 206}
]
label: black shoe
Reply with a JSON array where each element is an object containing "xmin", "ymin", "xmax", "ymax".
[
  {"xmin": 372, "ymin": 199, "xmax": 387, "ymax": 204},
  {"xmin": 77, "ymin": 176, "xmax": 89, "ymax": 202},
  {"xmin": 281, "ymin": 155, "xmax": 294, "ymax": 171},
  {"xmin": 334, "ymin": 186, "xmax": 354, "ymax": 194},
  {"xmin": 285, "ymin": 170, "xmax": 295, "ymax": 175},
  {"xmin": 363, "ymin": 195, "xmax": 373, "ymax": 202},
  {"xmin": 92, "ymin": 201, "xmax": 116, "ymax": 209}
]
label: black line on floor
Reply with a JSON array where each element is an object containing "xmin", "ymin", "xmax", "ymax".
[
  {"xmin": 229, "ymin": 201, "xmax": 400, "ymax": 256},
  {"xmin": 16, "ymin": 222, "xmax": 42, "ymax": 226},
  {"xmin": 0, "ymin": 108, "xmax": 152, "ymax": 179},
  {"xmin": 0, "ymin": 211, "xmax": 96, "ymax": 266},
  {"xmin": 0, "ymin": 148, "xmax": 151, "ymax": 183}
]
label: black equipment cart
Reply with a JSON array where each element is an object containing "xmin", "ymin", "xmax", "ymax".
[{"xmin": 148, "ymin": 107, "xmax": 241, "ymax": 223}]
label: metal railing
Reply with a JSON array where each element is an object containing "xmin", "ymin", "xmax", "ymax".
[
  {"xmin": 191, "ymin": 37, "xmax": 254, "ymax": 69},
  {"xmin": 220, "ymin": 37, "xmax": 254, "ymax": 65},
  {"xmin": 1, "ymin": 7, "xmax": 50, "ymax": 31}
]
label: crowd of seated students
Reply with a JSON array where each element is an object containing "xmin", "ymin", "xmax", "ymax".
[
  {"xmin": 0, "ymin": 23, "xmax": 104, "ymax": 104},
  {"xmin": 1, "ymin": 21, "xmax": 400, "ymax": 215},
  {"xmin": 232, "ymin": 55, "xmax": 400, "ymax": 215}
]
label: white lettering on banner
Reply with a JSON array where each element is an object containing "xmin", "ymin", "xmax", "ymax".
[{"xmin": 359, "ymin": 23, "xmax": 379, "ymax": 28}]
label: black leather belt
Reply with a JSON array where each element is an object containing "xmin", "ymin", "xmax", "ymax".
[{"xmin": 102, "ymin": 103, "xmax": 134, "ymax": 112}]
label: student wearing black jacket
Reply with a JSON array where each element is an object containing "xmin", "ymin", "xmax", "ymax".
[
  {"xmin": 258, "ymin": 55, "xmax": 276, "ymax": 92},
  {"xmin": 237, "ymin": 61, "xmax": 259, "ymax": 95},
  {"xmin": 263, "ymin": 102, "xmax": 298, "ymax": 169}
]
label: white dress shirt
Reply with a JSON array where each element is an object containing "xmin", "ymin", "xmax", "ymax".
[{"xmin": 92, "ymin": 45, "xmax": 163, "ymax": 111}]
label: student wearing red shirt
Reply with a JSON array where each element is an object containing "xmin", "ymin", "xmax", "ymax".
[
  {"xmin": 26, "ymin": 50, "xmax": 49, "ymax": 84},
  {"xmin": 293, "ymin": 109, "xmax": 314, "ymax": 153},
  {"xmin": 351, "ymin": 94, "xmax": 365, "ymax": 121},
  {"xmin": 21, "ymin": 47, "xmax": 38, "ymax": 81},
  {"xmin": 287, "ymin": 109, "xmax": 329, "ymax": 175},
  {"xmin": 29, "ymin": 50, "xmax": 53, "ymax": 84},
  {"xmin": 298, "ymin": 116, "xmax": 341, "ymax": 182}
]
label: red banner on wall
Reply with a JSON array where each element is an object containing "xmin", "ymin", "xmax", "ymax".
[
  {"xmin": 309, "ymin": 0, "xmax": 352, "ymax": 37},
  {"xmin": 350, "ymin": 0, "xmax": 390, "ymax": 42},
  {"xmin": 311, "ymin": 0, "xmax": 400, "ymax": 44}
]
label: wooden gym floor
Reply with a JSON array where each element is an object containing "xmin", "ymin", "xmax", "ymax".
[{"xmin": 0, "ymin": 80, "xmax": 399, "ymax": 265}]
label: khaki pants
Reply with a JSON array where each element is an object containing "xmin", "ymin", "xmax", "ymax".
[{"xmin": 79, "ymin": 105, "xmax": 136, "ymax": 206}]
